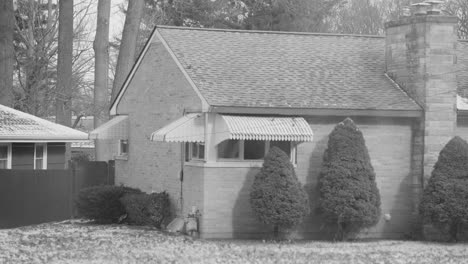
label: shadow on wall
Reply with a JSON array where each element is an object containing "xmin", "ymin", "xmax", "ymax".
[
  {"xmin": 301, "ymin": 135, "xmax": 333, "ymax": 240},
  {"xmin": 380, "ymin": 172, "xmax": 415, "ymax": 239},
  {"xmin": 231, "ymin": 168, "xmax": 271, "ymax": 239}
]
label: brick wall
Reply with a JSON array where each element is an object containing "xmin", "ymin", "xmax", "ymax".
[
  {"xmin": 94, "ymin": 118, "xmax": 128, "ymax": 162},
  {"xmin": 114, "ymin": 38, "xmax": 203, "ymax": 213},
  {"xmin": 385, "ymin": 15, "xmax": 458, "ymax": 185},
  {"xmin": 196, "ymin": 116, "xmax": 416, "ymax": 239}
]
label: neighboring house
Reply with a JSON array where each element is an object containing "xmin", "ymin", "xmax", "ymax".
[
  {"xmin": 70, "ymin": 116, "xmax": 95, "ymax": 160},
  {"xmin": 92, "ymin": 12, "xmax": 468, "ymax": 239},
  {"xmin": 46, "ymin": 116, "xmax": 96, "ymax": 160},
  {"xmin": 0, "ymin": 104, "xmax": 88, "ymax": 170}
]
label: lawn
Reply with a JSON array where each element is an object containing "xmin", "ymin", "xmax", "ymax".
[{"xmin": 0, "ymin": 221, "xmax": 467, "ymax": 264}]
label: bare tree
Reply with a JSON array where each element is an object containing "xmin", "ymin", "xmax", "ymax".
[
  {"xmin": 111, "ymin": 0, "xmax": 144, "ymax": 103},
  {"xmin": 14, "ymin": 0, "xmax": 58, "ymax": 115},
  {"xmin": 94, "ymin": 0, "xmax": 111, "ymax": 127},
  {"xmin": 0, "ymin": 0, "xmax": 14, "ymax": 106},
  {"xmin": 329, "ymin": 0, "xmax": 384, "ymax": 35},
  {"xmin": 56, "ymin": 0, "xmax": 73, "ymax": 126},
  {"xmin": 13, "ymin": 0, "xmax": 94, "ymax": 117},
  {"xmin": 445, "ymin": 0, "xmax": 468, "ymax": 39}
]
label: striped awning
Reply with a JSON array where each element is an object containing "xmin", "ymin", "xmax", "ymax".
[
  {"xmin": 220, "ymin": 115, "xmax": 313, "ymax": 141},
  {"xmin": 89, "ymin": 115, "xmax": 128, "ymax": 140},
  {"xmin": 150, "ymin": 113, "xmax": 204, "ymax": 142}
]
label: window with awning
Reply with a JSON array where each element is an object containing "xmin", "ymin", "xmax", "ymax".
[
  {"xmin": 150, "ymin": 113, "xmax": 205, "ymax": 143},
  {"xmin": 151, "ymin": 114, "xmax": 313, "ymax": 144},
  {"xmin": 151, "ymin": 114, "xmax": 313, "ymax": 163}
]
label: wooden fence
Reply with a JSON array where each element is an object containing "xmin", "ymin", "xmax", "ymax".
[{"xmin": 0, "ymin": 161, "xmax": 114, "ymax": 228}]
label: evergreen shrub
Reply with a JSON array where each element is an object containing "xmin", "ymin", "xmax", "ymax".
[
  {"xmin": 419, "ymin": 136, "xmax": 468, "ymax": 241},
  {"xmin": 317, "ymin": 118, "xmax": 381, "ymax": 240},
  {"xmin": 250, "ymin": 146, "xmax": 309, "ymax": 237},
  {"xmin": 75, "ymin": 185, "xmax": 141, "ymax": 224},
  {"xmin": 120, "ymin": 191, "xmax": 170, "ymax": 228}
]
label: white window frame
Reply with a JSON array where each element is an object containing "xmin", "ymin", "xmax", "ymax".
[
  {"xmin": 186, "ymin": 142, "xmax": 205, "ymax": 161},
  {"xmin": 34, "ymin": 143, "xmax": 47, "ymax": 170},
  {"xmin": 0, "ymin": 143, "xmax": 12, "ymax": 169},
  {"xmin": 118, "ymin": 139, "xmax": 129, "ymax": 156},
  {"xmin": 217, "ymin": 140, "xmax": 297, "ymax": 164}
]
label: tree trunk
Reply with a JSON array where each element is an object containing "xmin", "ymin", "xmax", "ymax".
[
  {"xmin": 273, "ymin": 225, "xmax": 279, "ymax": 239},
  {"xmin": 111, "ymin": 0, "xmax": 144, "ymax": 103},
  {"xmin": 93, "ymin": 0, "xmax": 111, "ymax": 127},
  {"xmin": 0, "ymin": 0, "xmax": 14, "ymax": 107},
  {"xmin": 56, "ymin": 0, "xmax": 74, "ymax": 168},
  {"xmin": 56, "ymin": 0, "xmax": 74, "ymax": 126}
]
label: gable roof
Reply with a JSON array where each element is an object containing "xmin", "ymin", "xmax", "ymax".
[
  {"xmin": 112, "ymin": 26, "xmax": 429, "ymax": 114},
  {"xmin": 161, "ymin": 26, "xmax": 421, "ymax": 111},
  {"xmin": 0, "ymin": 104, "xmax": 88, "ymax": 142}
]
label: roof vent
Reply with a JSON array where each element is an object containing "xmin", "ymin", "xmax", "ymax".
[
  {"xmin": 411, "ymin": 2, "xmax": 431, "ymax": 16},
  {"xmin": 424, "ymin": 0, "xmax": 444, "ymax": 15}
]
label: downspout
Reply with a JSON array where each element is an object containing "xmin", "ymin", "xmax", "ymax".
[
  {"xmin": 179, "ymin": 141, "xmax": 184, "ymax": 216},
  {"xmin": 179, "ymin": 109, "xmax": 186, "ymax": 216}
]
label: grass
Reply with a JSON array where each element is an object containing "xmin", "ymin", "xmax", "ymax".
[{"xmin": 0, "ymin": 220, "xmax": 467, "ymax": 263}]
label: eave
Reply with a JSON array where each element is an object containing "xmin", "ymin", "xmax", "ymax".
[{"xmin": 209, "ymin": 106, "xmax": 423, "ymax": 118}]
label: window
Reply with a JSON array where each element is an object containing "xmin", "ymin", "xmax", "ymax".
[
  {"xmin": 217, "ymin": 140, "xmax": 296, "ymax": 163},
  {"xmin": 185, "ymin": 142, "xmax": 205, "ymax": 161},
  {"xmin": 34, "ymin": 143, "xmax": 47, "ymax": 170},
  {"xmin": 270, "ymin": 141, "xmax": 291, "ymax": 158},
  {"xmin": 244, "ymin": 140, "xmax": 266, "ymax": 160},
  {"xmin": 119, "ymin": 140, "xmax": 128, "ymax": 156},
  {"xmin": 0, "ymin": 144, "xmax": 11, "ymax": 169},
  {"xmin": 217, "ymin": 140, "xmax": 240, "ymax": 159}
]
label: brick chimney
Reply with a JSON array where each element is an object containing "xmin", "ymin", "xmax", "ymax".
[{"xmin": 385, "ymin": 3, "xmax": 458, "ymax": 185}]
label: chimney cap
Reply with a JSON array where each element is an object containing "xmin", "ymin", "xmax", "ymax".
[
  {"xmin": 424, "ymin": 0, "xmax": 444, "ymax": 15},
  {"xmin": 411, "ymin": 2, "xmax": 431, "ymax": 6},
  {"xmin": 412, "ymin": 2, "xmax": 431, "ymax": 16},
  {"xmin": 424, "ymin": 0, "xmax": 444, "ymax": 4}
]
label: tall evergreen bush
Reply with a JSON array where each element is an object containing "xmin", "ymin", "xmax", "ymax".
[
  {"xmin": 317, "ymin": 118, "xmax": 381, "ymax": 240},
  {"xmin": 250, "ymin": 146, "xmax": 309, "ymax": 238},
  {"xmin": 419, "ymin": 136, "xmax": 468, "ymax": 241}
]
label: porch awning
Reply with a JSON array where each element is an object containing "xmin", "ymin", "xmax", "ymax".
[
  {"xmin": 150, "ymin": 113, "xmax": 204, "ymax": 142},
  {"xmin": 219, "ymin": 115, "xmax": 313, "ymax": 142},
  {"xmin": 89, "ymin": 115, "xmax": 128, "ymax": 140}
]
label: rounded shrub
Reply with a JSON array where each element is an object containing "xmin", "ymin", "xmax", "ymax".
[
  {"xmin": 250, "ymin": 146, "xmax": 310, "ymax": 238},
  {"xmin": 120, "ymin": 191, "xmax": 170, "ymax": 228},
  {"xmin": 317, "ymin": 118, "xmax": 381, "ymax": 240},
  {"xmin": 419, "ymin": 136, "xmax": 468, "ymax": 241},
  {"xmin": 75, "ymin": 185, "xmax": 141, "ymax": 224}
]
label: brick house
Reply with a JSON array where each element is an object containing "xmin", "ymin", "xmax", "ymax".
[
  {"xmin": 92, "ymin": 12, "xmax": 468, "ymax": 239},
  {"xmin": 0, "ymin": 104, "xmax": 88, "ymax": 170}
]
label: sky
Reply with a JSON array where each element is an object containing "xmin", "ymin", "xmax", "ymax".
[
  {"xmin": 108, "ymin": 0, "xmax": 126, "ymax": 41},
  {"xmin": 84, "ymin": 0, "xmax": 126, "ymax": 41}
]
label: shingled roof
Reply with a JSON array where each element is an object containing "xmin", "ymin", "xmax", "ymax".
[
  {"xmin": 0, "ymin": 104, "xmax": 88, "ymax": 142},
  {"xmin": 153, "ymin": 26, "xmax": 421, "ymax": 111}
]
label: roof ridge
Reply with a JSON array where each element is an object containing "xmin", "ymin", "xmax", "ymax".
[{"xmin": 156, "ymin": 25, "xmax": 385, "ymax": 39}]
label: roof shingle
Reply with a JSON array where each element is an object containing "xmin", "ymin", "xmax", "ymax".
[
  {"xmin": 0, "ymin": 104, "xmax": 88, "ymax": 142},
  {"xmin": 156, "ymin": 26, "xmax": 421, "ymax": 111}
]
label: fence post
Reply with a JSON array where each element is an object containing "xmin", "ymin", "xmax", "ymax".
[
  {"xmin": 69, "ymin": 161, "xmax": 76, "ymax": 219},
  {"xmin": 108, "ymin": 160, "xmax": 115, "ymax": 185}
]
